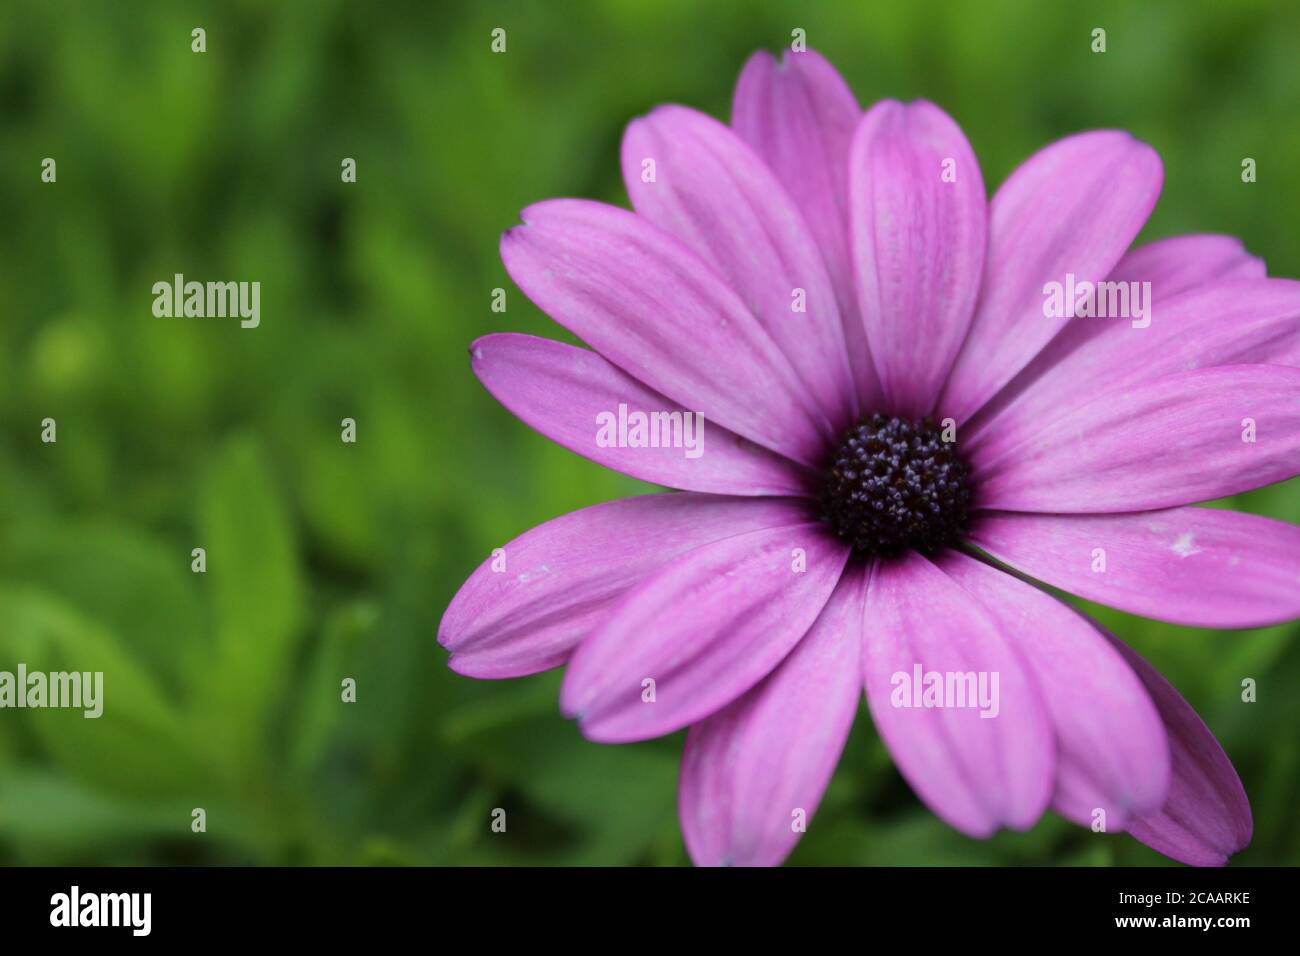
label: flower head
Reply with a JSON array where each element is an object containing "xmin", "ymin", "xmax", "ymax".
[{"xmin": 440, "ymin": 48, "xmax": 1300, "ymax": 866}]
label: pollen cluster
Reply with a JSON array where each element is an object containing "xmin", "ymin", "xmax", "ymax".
[{"xmin": 820, "ymin": 413, "xmax": 972, "ymax": 558}]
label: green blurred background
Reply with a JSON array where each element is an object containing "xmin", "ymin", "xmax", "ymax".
[{"xmin": 1, "ymin": 0, "xmax": 1297, "ymax": 866}]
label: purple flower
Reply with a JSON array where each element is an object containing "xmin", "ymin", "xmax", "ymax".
[{"xmin": 440, "ymin": 48, "xmax": 1300, "ymax": 866}]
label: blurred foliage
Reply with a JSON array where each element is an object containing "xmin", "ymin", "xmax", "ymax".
[{"xmin": 0, "ymin": 0, "xmax": 1298, "ymax": 866}]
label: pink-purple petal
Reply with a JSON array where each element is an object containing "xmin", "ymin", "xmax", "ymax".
[
  {"xmin": 862, "ymin": 553, "xmax": 1054, "ymax": 836},
  {"xmin": 964, "ymin": 235, "xmax": 1272, "ymax": 437},
  {"xmin": 849, "ymin": 100, "xmax": 987, "ymax": 417},
  {"xmin": 679, "ymin": 564, "xmax": 866, "ymax": 867},
  {"xmin": 561, "ymin": 522, "xmax": 848, "ymax": 743},
  {"xmin": 972, "ymin": 507, "xmax": 1300, "ymax": 629},
  {"xmin": 732, "ymin": 48, "xmax": 882, "ymax": 411},
  {"xmin": 470, "ymin": 333, "xmax": 812, "ymax": 497},
  {"xmin": 975, "ymin": 364, "xmax": 1300, "ymax": 513},
  {"xmin": 622, "ymin": 105, "xmax": 857, "ymax": 428},
  {"xmin": 938, "ymin": 552, "xmax": 1169, "ymax": 830},
  {"xmin": 500, "ymin": 198, "xmax": 831, "ymax": 465},
  {"xmin": 1110, "ymin": 233, "xmax": 1266, "ymax": 297},
  {"xmin": 940, "ymin": 131, "xmax": 1163, "ymax": 423},
  {"xmin": 967, "ymin": 279, "xmax": 1300, "ymax": 464},
  {"xmin": 1102, "ymin": 631, "xmax": 1253, "ymax": 866},
  {"xmin": 439, "ymin": 494, "xmax": 813, "ymax": 678}
]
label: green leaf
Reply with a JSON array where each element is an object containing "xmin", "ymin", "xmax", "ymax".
[
  {"xmin": 0, "ymin": 519, "xmax": 205, "ymax": 692},
  {"xmin": 193, "ymin": 435, "xmax": 304, "ymax": 775},
  {"xmin": 0, "ymin": 768, "xmax": 193, "ymax": 851},
  {"xmin": 0, "ymin": 587, "xmax": 204, "ymax": 795},
  {"xmin": 287, "ymin": 600, "xmax": 379, "ymax": 776}
]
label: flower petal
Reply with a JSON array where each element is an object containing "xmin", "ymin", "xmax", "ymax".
[
  {"xmin": 561, "ymin": 522, "xmax": 848, "ymax": 742},
  {"xmin": 975, "ymin": 364, "xmax": 1300, "ymax": 513},
  {"xmin": 1102, "ymin": 632, "xmax": 1253, "ymax": 866},
  {"xmin": 501, "ymin": 199, "xmax": 831, "ymax": 465},
  {"xmin": 679, "ymin": 564, "xmax": 866, "ymax": 867},
  {"xmin": 963, "ymin": 235, "xmax": 1271, "ymax": 438},
  {"xmin": 731, "ymin": 48, "xmax": 882, "ymax": 410},
  {"xmin": 849, "ymin": 100, "xmax": 987, "ymax": 416},
  {"xmin": 967, "ymin": 279, "xmax": 1300, "ymax": 465},
  {"xmin": 938, "ymin": 552, "xmax": 1169, "ymax": 830},
  {"xmin": 940, "ymin": 131, "xmax": 1163, "ymax": 422},
  {"xmin": 971, "ymin": 507, "xmax": 1300, "ymax": 629},
  {"xmin": 622, "ymin": 105, "xmax": 857, "ymax": 428},
  {"xmin": 1109, "ymin": 233, "xmax": 1266, "ymax": 296},
  {"xmin": 471, "ymin": 333, "xmax": 812, "ymax": 497},
  {"xmin": 862, "ymin": 553, "xmax": 1054, "ymax": 836},
  {"xmin": 439, "ymin": 494, "xmax": 812, "ymax": 678}
]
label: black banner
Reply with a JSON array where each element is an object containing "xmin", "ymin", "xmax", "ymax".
[{"xmin": 0, "ymin": 865, "xmax": 1288, "ymax": 941}]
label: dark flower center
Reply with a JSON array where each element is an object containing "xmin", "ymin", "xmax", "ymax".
[{"xmin": 819, "ymin": 413, "xmax": 972, "ymax": 559}]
